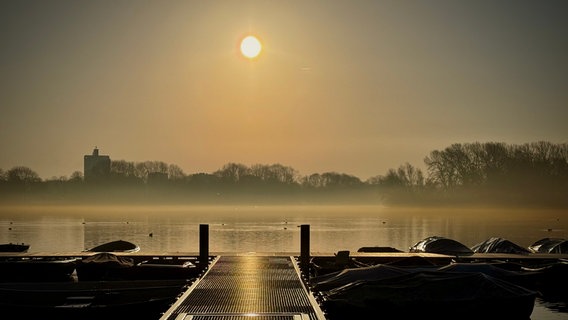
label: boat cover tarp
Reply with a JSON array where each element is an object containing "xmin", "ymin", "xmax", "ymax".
[
  {"xmin": 322, "ymin": 271, "xmax": 537, "ymax": 319},
  {"xmin": 311, "ymin": 264, "xmax": 411, "ymax": 292},
  {"xmin": 471, "ymin": 237, "xmax": 531, "ymax": 254},
  {"xmin": 0, "ymin": 243, "xmax": 30, "ymax": 252},
  {"xmin": 384, "ymin": 255, "xmax": 441, "ymax": 267},
  {"xmin": 77, "ymin": 253, "xmax": 135, "ymax": 281},
  {"xmin": 80, "ymin": 252, "xmax": 134, "ymax": 267},
  {"xmin": 437, "ymin": 262, "xmax": 538, "ymax": 289},
  {"xmin": 528, "ymin": 238, "xmax": 568, "ymax": 253},
  {"xmin": 409, "ymin": 236, "xmax": 473, "ymax": 255},
  {"xmin": 86, "ymin": 240, "xmax": 140, "ymax": 253}
]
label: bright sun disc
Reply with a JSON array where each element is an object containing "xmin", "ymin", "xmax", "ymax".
[{"xmin": 240, "ymin": 35, "xmax": 262, "ymax": 59}]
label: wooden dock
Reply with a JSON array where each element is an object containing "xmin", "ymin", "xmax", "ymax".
[{"xmin": 159, "ymin": 255, "xmax": 327, "ymax": 320}]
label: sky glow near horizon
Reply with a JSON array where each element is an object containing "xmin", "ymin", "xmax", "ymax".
[{"xmin": 1, "ymin": 1, "xmax": 567, "ymax": 180}]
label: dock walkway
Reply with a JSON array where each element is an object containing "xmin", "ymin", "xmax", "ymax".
[{"xmin": 159, "ymin": 255, "xmax": 326, "ymax": 320}]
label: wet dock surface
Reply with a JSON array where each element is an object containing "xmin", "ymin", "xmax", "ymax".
[{"xmin": 159, "ymin": 255, "xmax": 326, "ymax": 320}]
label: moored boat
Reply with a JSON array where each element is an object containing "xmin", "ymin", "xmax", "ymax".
[
  {"xmin": 311, "ymin": 263, "xmax": 411, "ymax": 292},
  {"xmin": 75, "ymin": 252, "xmax": 135, "ymax": 281},
  {"xmin": 131, "ymin": 257, "xmax": 200, "ymax": 280},
  {"xmin": 76, "ymin": 253, "xmax": 201, "ymax": 281},
  {"xmin": 0, "ymin": 278, "xmax": 192, "ymax": 319},
  {"xmin": 409, "ymin": 236, "xmax": 473, "ymax": 255},
  {"xmin": 472, "ymin": 237, "xmax": 531, "ymax": 254},
  {"xmin": 85, "ymin": 240, "xmax": 140, "ymax": 253},
  {"xmin": 0, "ymin": 243, "xmax": 30, "ymax": 253},
  {"xmin": 0, "ymin": 257, "xmax": 78, "ymax": 282},
  {"xmin": 528, "ymin": 238, "xmax": 568, "ymax": 254},
  {"xmin": 320, "ymin": 271, "xmax": 537, "ymax": 319}
]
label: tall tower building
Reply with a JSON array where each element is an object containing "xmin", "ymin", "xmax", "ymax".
[{"xmin": 84, "ymin": 147, "xmax": 111, "ymax": 181}]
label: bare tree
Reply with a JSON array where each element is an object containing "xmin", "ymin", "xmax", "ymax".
[
  {"xmin": 214, "ymin": 163, "xmax": 250, "ymax": 183},
  {"xmin": 168, "ymin": 164, "xmax": 185, "ymax": 181},
  {"xmin": 7, "ymin": 166, "xmax": 41, "ymax": 183}
]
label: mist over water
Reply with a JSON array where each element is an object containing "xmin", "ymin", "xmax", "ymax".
[{"xmin": 1, "ymin": 204, "xmax": 566, "ymax": 254}]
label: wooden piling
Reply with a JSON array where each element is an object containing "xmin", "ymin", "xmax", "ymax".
[
  {"xmin": 199, "ymin": 224, "xmax": 209, "ymax": 268},
  {"xmin": 300, "ymin": 224, "xmax": 310, "ymax": 275}
]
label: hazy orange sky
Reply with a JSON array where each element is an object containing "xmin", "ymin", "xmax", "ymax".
[{"xmin": 1, "ymin": 1, "xmax": 567, "ymax": 180}]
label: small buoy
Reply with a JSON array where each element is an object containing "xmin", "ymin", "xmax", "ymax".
[
  {"xmin": 149, "ymin": 233, "xmax": 153, "ymax": 237},
  {"xmin": 382, "ymin": 221, "xmax": 386, "ymax": 224},
  {"xmin": 8, "ymin": 227, "xmax": 11, "ymax": 231},
  {"xmin": 548, "ymin": 228, "xmax": 552, "ymax": 232}
]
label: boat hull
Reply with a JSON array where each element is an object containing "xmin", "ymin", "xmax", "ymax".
[
  {"xmin": 0, "ymin": 257, "xmax": 77, "ymax": 282},
  {"xmin": 0, "ymin": 279, "xmax": 191, "ymax": 319},
  {"xmin": 321, "ymin": 271, "xmax": 537, "ymax": 319}
]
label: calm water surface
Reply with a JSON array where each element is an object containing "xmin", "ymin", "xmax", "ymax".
[{"xmin": 1, "ymin": 204, "xmax": 567, "ymax": 319}]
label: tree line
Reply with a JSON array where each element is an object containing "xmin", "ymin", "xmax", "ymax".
[{"xmin": 1, "ymin": 141, "xmax": 566, "ymax": 207}]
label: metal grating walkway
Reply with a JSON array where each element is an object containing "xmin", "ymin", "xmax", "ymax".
[{"xmin": 160, "ymin": 256, "xmax": 326, "ymax": 320}]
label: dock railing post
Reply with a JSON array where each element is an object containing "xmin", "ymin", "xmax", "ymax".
[
  {"xmin": 300, "ymin": 224, "xmax": 310, "ymax": 276},
  {"xmin": 199, "ymin": 224, "xmax": 209, "ymax": 269}
]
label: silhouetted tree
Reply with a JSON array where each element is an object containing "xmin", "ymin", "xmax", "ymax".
[
  {"xmin": 368, "ymin": 163, "xmax": 424, "ymax": 188},
  {"xmin": 111, "ymin": 160, "xmax": 136, "ymax": 177},
  {"xmin": 69, "ymin": 171, "xmax": 83, "ymax": 182},
  {"xmin": 7, "ymin": 166, "xmax": 41, "ymax": 184},
  {"xmin": 214, "ymin": 163, "xmax": 250, "ymax": 183},
  {"xmin": 301, "ymin": 173, "xmax": 325, "ymax": 188},
  {"xmin": 249, "ymin": 163, "xmax": 299, "ymax": 184},
  {"xmin": 168, "ymin": 164, "xmax": 185, "ymax": 181}
]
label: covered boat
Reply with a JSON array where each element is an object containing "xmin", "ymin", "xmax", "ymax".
[
  {"xmin": 0, "ymin": 278, "xmax": 191, "ymax": 320},
  {"xmin": 76, "ymin": 253, "xmax": 200, "ymax": 281},
  {"xmin": 75, "ymin": 252, "xmax": 135, "ymax": 281},
  {"xmin": 85, "ymin": 240, "xmax": 140, "ymax": 253},
  {"xmin": 0, "ymin": 257, "xmax": 78, "ymax": 282},
  {"xmin": 321, "ymin": 271, "xmax": 537, "ymax": 319},
  {"xmin": 0, "ymin": 243, "xmax": 30, "ymax": 253},
  {"xmin": 311, "ymin": 263, "xmax": 411, "ymax": 292},
  {"xmin": 131, "ymin": 257, "xmax": 200, "ymax": 280},
  {"xmin": 437, "ymin": 262, "xmax": 539, "ymax": 290},
  {"xmin": 521, "ymin": 260, "xmax": 568, "ymax": 298},
  {"xmin": 409, "ymin": 236, "xmax": 473, "ymax": 255},
  {"xmin": 528, "ymin": 238, "xmax": 568, "ymax": 254},
  {"xmin": 471, "ymin": 237, "xmax": 531, "ymax": 254}
]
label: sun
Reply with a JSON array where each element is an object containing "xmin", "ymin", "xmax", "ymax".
[{"xmin": 240, "ymin": 35, "xmax": 262, "ymax": 59}]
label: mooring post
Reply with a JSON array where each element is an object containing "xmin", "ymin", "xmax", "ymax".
[
  {"xmin": 300, "ymin": 224, "xmax": 310, "ymax": 275},
  {"xmin": 199, "ymin": 224, "xmax": 209, "ymax": 269}
]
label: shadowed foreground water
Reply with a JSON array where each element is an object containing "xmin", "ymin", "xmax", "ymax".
[{"xmin": 1, "ymin": 204, "xmax": 567, "ymax": 319}]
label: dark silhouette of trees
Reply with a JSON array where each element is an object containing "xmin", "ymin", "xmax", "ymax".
[
  {"xmin": 69, "ymin": 171, "xmax": 83, "ymax": 182},
  {"xmin": 366, "ymin": 163, "xmax": 425, "ymax": 205},
  {"xmin": 301, "ymin": 172, "xmax": 363, "ymax": 189},
  {"xmin": 6, "ymin": 166, "xmax": 41, "ymax": 184},
  {"xmin": 422, "ymin": 141, "xmax": 568, "ymax": 206},
  {"xmin": 213, "ymin": 163, "xmax": 250, "ymax": 183},
  {"xmin": 168, "ymin": 164, "xmax": 185, "ymax": 181},
  {"xmin": 368, "ymin": 163, "xmax": 424, "ymax": 189},
  {"xmin": 0, "ymin": 141, "xmax": 566, "ymax": 206},
  {"xmin": 423, "ymin": 142, "xmax": 568, "ymax": 189},
  {"xmin": 0, "ymin": 166, "xmax": 42, "ymax": 196}
]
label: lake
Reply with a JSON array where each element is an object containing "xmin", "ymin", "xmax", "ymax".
[{"xmin": 1, "ymin": 204, "xmax": 567, "ymax": 319}]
